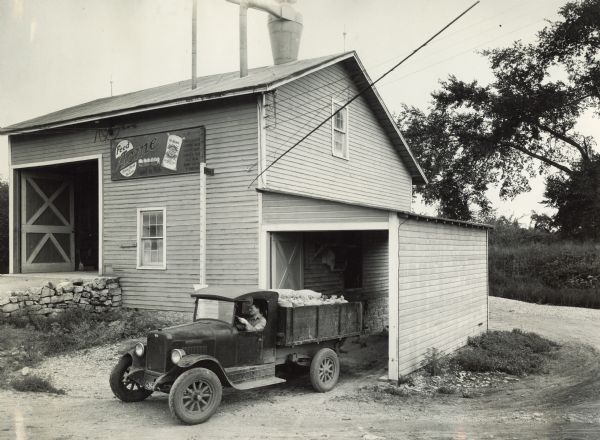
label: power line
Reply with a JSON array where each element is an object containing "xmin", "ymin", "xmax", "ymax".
[
  {"xmin": 248, "ymin": 1, "xmax": 481, "ymax": 188},
  {"xmin": 274, "ymin": 12, "xmax": 539, "ymax": 128},
  {"xmin": 379, "ymin": 17, "xmax": 546, "ymax": 89}
]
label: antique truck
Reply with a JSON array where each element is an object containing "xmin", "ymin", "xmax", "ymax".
[{"xmin": 109, "ymin": 287, "xmax": 363, "ymax": 424}]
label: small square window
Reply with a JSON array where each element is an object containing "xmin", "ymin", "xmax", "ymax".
[
  {"xmin": 138, "ymin": 208, "xmax": 166, "ymax": 269},
  {"xmin": 332, "ymin": 101, "xmax": 349, "ymax": 159}
]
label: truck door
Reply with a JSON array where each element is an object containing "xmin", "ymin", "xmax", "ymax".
[{"xmin": 237, "ymin": 332, "xmax": 263, "ymax": 365}]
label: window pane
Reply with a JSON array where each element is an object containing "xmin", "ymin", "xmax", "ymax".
[
  {"xmin": 335, "ymin": 111, "xmax": 345, "ymax": 131},
  {"xmin": 334, "ymin": 131, "xmax": 346, "ymax": 156},
  {"xmin": 142, "ymin": 210, "xmax": 164, "ymax": 238},
  {"xmin": 141, "ymin": 238, "xmax": 163, "ymax": 266},
  {"xmin": 140, "ymin": 210, "xmax": 164, "ymax": 266}
]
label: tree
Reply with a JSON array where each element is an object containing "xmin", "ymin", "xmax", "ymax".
[{"xmin": 398, "ymin": 0, "xmax": 599, "ymax": 233}]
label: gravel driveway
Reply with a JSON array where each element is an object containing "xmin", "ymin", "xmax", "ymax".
[{"xmin": 1, "ymin": 297, "xmax": 599, "ymax": 440}]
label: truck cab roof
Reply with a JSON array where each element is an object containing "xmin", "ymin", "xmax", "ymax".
[{"xmin": 191, "ymin": 285, "xmax": 278, "ymax": 303}]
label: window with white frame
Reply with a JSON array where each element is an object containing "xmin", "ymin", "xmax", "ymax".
[
  {"xmin": 138, "ymin": 208, "xmax": 166, "ymax": 269},
  {"xmin": 332, "ymin": 101, "xmax": 349, "ymax": 159}
]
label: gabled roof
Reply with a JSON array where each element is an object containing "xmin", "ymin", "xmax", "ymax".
[{"xmin": 1, "ymin": 51, "xmax": 426, "ymax": 184}]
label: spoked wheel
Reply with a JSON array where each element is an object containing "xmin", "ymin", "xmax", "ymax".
[
  {"xmin": 310, "ymin": 348, "xmax": 340, "ymax": 392},
  {"xmin": 109, "ymin": 356, "xmax": 153, "ymax": 402},
  {"xmin": 168, "ymin": 368, "xmax": 222, "ymax": 425}
]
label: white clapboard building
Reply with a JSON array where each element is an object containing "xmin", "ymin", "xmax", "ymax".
[{"xmin": 2, "ymin": 50, "xmax": 489, "ymax": 378}]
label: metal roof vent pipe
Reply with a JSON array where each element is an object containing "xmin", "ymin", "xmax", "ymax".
[
  {"xmin": 267, "ymin": 1, "xmax": 303, "ymax": 65},
  {"xmin": 227, "ymin": 0, "xmax": 303, "ymax": 77}
]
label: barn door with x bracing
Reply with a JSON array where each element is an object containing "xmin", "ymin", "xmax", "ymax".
[
  {"xmin": 270, "ymin": 233, "xmax": 303, "ymax": 290},
  {"xmin": 20, "ymin": 172, "xmax": 75, "ymax": 273}
]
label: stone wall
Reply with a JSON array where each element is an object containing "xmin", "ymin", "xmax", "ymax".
[{"xmin": 0, "ymin": 277, "xmax": 122, "ymax": 319}]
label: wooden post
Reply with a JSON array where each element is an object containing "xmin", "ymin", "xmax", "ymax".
[
  {"xmin": 388, "ymin": 212, "xmax": 400, "ymax": 381},
  {"xmin": 192, "ymin": 0, "xmax": 198, "ymax": 89},
  {"xmin": 239, "ymin": 1, "xmax": 248, "ymax": 77}
]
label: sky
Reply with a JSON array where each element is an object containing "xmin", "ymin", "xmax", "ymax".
[{"xmin": 1, "ymin": 0, "xmax": 596, "ymax": 223}]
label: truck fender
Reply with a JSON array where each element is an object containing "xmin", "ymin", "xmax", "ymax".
[
  {"xmin": 117, "ymin": 351, "xmax": 145, "ymax": 383},
  {"xmin": 171, "ymin": 354, "xmax": 233, "ymax": 387}
]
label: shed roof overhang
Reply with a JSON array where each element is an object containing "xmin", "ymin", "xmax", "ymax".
[{"xmin": 258, "ymin": 187, "xmax": 492, "ymax": 230}]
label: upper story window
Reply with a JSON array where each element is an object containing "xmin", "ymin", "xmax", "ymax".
[
  {"xmin": 332, "ymin": 100, "xmax": 349, "ymax": 159},
  {"xmin": 137, "ymin": 207, "xmax": 166, "ymax": 270}
]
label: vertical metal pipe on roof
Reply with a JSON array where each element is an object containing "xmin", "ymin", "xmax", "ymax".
[
  {"xmin": 192, "ymin": 0, "xmax": 198, "ymax": 89},
  {"xmin": 239, "ymin": 1, "xmax": 248, "ymax": 77}
]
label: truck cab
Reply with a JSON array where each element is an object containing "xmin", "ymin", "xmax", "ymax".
[{"xmin": 109, "ymin": 286, "xmax": 362, "ymax": 424}]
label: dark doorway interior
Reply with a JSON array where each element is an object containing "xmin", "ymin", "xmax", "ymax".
[{"xmin": 25, "ymin": 160, "xmax": 99, "ymax": 272}]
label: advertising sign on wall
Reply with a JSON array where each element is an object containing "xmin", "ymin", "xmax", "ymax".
[{"xmin": 110, "ymin": 126, "xmax": 205, "ymax": 181}]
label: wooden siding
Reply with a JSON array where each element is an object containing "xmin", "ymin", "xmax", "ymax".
[
  {"xmin": 396, "ymin": 220, "xmax": 488, "ymax": 375},
  {"xmin": 10, "ymin": 97, "xmax": 259, "ymax": 312},
  {"xmin": 302, "ymin": 232, "xmax": 344, "ymax": 295},
  {"xmin": 262, "ymin": 192, "xmax": 388, "ymax": 225},
  {"xmin": 361, "ymin": 231, "xmax": 389, "ymax": 333},
  {"xmin": 264, "ymin": 63, "xmax": 413, "ymax": 212}
]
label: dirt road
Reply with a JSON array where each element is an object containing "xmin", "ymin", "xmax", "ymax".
[{"xmin": 1, "ymin": 297, "xmax": 599, "ymax": 440}]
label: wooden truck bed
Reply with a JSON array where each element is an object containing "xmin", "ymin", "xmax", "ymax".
[{"xmin": 276, "ymin": 302, "xmax": 363, "ymax": 346}]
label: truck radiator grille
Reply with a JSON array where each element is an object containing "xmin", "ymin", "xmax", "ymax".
[{"xmin": 146, "ymin": 334, "xmax": 167, "ymax": 372}]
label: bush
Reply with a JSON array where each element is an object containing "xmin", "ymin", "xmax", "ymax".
[
  {"xmin": 422, "ymin": 347, "xmax": 448, "ymax": 376},
  {"xmin": 3, "ymin": 308, "xmax": 172, "ymax": 356},
  {"xmin": 490, "ymin": 240, "xmax": 600, "ymax": 309},
  {"xmin": 10, "ymin": 375, "xmax": 65, "ymax": 394},
  {"xmin": 0, "ymin": 308, "xmax": 172, "ymax": 376},
  {"xmin": 454, "ymin": 329, "xmax": 558, "ymax": 376},
  {"xmin": 436, "ymin": 386, "xmax": 456, "ymax": 395},
  {"xmin": 397, "ymin": 375, "xmax": 414, "ymax": 386}
]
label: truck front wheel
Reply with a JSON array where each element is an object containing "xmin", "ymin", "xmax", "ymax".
[
  {"xmin": 310, "ymin": 348, "xmax": 340, "ymax": 392},
  {"xmin": 109, "ymin": 356, "xmax": 153, "ymax": 402},
  {"xmin": 168, "ymin": 367, "xmax": 222, "ymax": 424}
]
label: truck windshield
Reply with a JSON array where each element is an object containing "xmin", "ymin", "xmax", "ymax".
[{"xmin": 194, "ymin": 299, "xmax": 235, "ymax": 323}]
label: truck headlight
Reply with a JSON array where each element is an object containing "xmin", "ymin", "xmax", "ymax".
[
  {"xmin": 171, "ymin": 349, "xmax": 186, "ymax": 365},
  {"xmin": 134, "ymin": 343, "xmax": 145, "ymax": 357}
]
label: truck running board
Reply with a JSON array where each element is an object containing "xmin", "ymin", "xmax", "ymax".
[{"xmin": 232, "ymin": 376, "xmax": 286, "ymax": 391}]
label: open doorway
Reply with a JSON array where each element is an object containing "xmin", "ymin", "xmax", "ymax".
[
  {"xmin": 18, "ymin": 159, "xmax": 99, "ymax": 273},
  {"xmin": 269, "ymin": 230, "xmax": 389, "ymax": 334}
]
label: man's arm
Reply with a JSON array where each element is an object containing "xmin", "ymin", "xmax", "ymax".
[
  {"xmin": 236, "ymin": 316, "xmax": 265, "ymax": 331},
  {"xmin": 251, "ymin": 316, "xmax": 266, "ymax": 332}
]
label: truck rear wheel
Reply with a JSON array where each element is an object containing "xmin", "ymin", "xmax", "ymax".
[
  {"xmin": 310, "ymin": 348, "xmax": 340, "ymax": 392},
  {"xmin": 168, "ymin": 367, "xmax": 222, "ymax": 425},
  {"xmin": 109, "ymin": 356, "xmax": 153, "ymax": 402}
]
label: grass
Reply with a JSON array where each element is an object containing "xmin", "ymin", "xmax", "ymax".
[
  {"xmin": 454, "ymin": 329, "xmax": 558, "ymax": 376},
  {"xmin": 10, "ymin": 375, "xmax": 65, "ymax": 395},
  {"xmin": 490, "ymin": 241, "xmax": 600, "ymax": 309},
  {"xmin": 0, "ymin": 308, "xmax": 172, "ymax": 381}
]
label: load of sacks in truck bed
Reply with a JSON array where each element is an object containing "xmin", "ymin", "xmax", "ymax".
[{"xmin": 273, "ymin": 289, "xmax": 348, "ymax": 308}]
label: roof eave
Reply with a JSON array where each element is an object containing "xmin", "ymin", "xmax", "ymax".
[
  {"xmin": 0, "ymin": 52, "xmax": 357, "ymax": 137},
  {"xmin": 345, "ymin": 54, "xmax": 428, "ymax": 185},
  {"xmin": 0, "ymin": 85, "xmax": 270, "ymax": 136}
]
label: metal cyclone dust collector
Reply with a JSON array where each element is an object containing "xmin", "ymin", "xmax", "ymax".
[{"xmin": 226, "ymin": 0, "xmax": 303, "ymax": 76}]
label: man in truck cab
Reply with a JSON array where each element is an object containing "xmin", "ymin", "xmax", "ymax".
[{"xmin": 236, "ymin": 302, "xmax": 266, "ymax": 332}]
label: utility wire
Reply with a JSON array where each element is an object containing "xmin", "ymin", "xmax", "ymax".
[
  {"xmin": 251, "ymin": 0, "xmax": 535, "ymax": 115},
  {"xmin": 379, "ymin": 17, "xmax": 546, "ymax": 88},
  {"xmin": 248, "ymin": 1, "xmax": 481, "ymax": 188}
]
